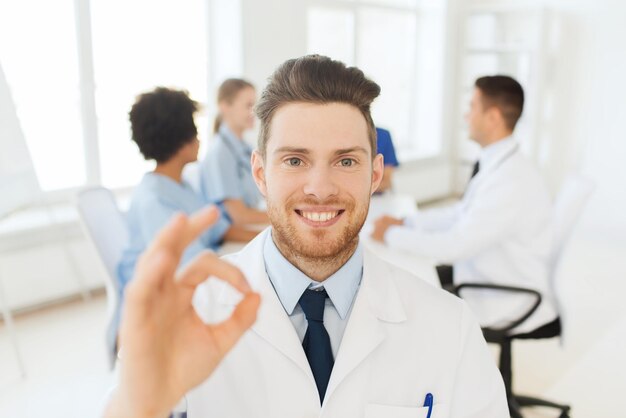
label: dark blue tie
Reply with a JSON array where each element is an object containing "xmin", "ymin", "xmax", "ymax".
[
  {"xmin": 470, "ymin": 160, "xmax": 480, "ymax": 179},
  {"xmin": 299, "ymin": 288, "xmax": 334, "ymax": 404}
]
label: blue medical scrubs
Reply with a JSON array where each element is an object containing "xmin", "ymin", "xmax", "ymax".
[
  {"xmin": 376, "ymin": 127, "xmax": 399, "ymax": 167},
  {"xmin": 198, "ymin": 123, "xmax": 263, "ymax": 209},
  {"xmin": 117, "ymin": 172, "xmax": 231, "ymax": 289}
]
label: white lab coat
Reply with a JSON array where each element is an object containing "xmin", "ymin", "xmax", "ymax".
[
  {"xmin": 385, "ymin": 138, "xmax": 556, "ymax": 333},
  {"xmin": 187, "ymin": 228, "xmax": 508, "ymax": 417}
]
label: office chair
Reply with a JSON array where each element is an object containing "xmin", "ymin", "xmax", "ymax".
[
  {"xmin": 76, "ymin": 187, "xmax": 129, "ymax": 369},
  {"xmin": 452, "ymin": 174, "xmax": 594, "ymax": 418}
]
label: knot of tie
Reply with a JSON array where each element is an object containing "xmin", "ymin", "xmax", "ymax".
[{"xmin": 298, "ymin": 288, "xmax": 328, "ymax": 323}]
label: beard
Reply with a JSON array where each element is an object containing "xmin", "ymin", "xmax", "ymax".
[{"xmin": 267, "ymin": 194, "xmax": 369, "ymax": 263}]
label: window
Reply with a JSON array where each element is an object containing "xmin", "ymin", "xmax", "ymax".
[
  {"xmin": 1, "ymin": 0, "xmax": 242, "ymax": 195},
  {"xmin": 459, "ymin": 10, "xmax": 543, "ymax": 159},
  {"xmin": 307, "ymin": 8, "xmax": 355, "ymax": 66},
  {"xmin": 0, "ymin": 0, "xmax": 86, "ymax": 191},
  {"xmin": 306, "ymin": 0, "xmax": 447, "ymax": 160},
  {"xmin": 91, "ymin": 0, "xmax": 209, "ymax": 189}
]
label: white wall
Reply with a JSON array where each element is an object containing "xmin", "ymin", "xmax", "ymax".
[
  {"xmin": 523, "ymin": 0, "xmax": 625, "ymax": 236},
  {"xmin": 0, "ymin": 0, "xmax": 454, "ymax": 315},
  {"xmin": 540, "ymin": 0, "xmax": 626, "ymax": 235},
  {"xmin": 239, "ymin": 0, "xmax": 455, "ymax": 202},
  {"xmin": 552, "ymin": 0, "xmax": 626, "ymax": 327},
  {"xmin": 241, "ymin": 0, "xmax": 307, "ymax": 89},
  {"xmin": 0, "ymin": 216, "xmax": 105, "ymax": 312},
  {"xmin": 2, "ymin": 0, "xmax": 624, "ymax": 314},
  {"xmin": 457, "ymin": 0, "xmax": 626, "ymax": 206},
  {"xmin": 238, "ymin": 0, "xmax": 624, "ymax": 208},
  {"xmin": 463, "ymin": 0, "xmax": 626, "ymax": 330}
]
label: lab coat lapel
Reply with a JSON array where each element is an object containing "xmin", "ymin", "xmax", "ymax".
[
  {"xmin": 218, "ymin": 229, "xmax": 314, "ymax": 382},
  {"xmin": 464, "ymin": 139, "xmax": 519, "ymax": 203},
  {"xmin": 250, "ymin": 275, "xmax": 315, "ymax": 382},
  {"xmin": 324, "ymin": 248, "xmax": 407, "ymax": 403}
]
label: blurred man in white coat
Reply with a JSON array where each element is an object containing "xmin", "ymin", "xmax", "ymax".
[
  {"xmin": 104, "ymin": 56, "xmax": 508, "ymax": 418},
  {"xmin": 372, "ymin": 75, "xmax": 556, "ymax": 334}
]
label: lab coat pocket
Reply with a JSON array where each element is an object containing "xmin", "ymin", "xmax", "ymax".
[{"xmin": 364, "ymin": 403, "xmax": 446, "ymax": 418}]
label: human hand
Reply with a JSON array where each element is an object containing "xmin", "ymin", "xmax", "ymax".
[{"xmin": 104, "ymin": 207, "xmax": 260, "ymax": 418}]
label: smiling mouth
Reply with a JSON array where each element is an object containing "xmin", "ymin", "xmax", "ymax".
[{"xmin": 295, "ymin": 209, "xmax": 345, "ymax": 223}]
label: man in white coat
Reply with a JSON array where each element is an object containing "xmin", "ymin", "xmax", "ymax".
[
  {"xmin": 105, "ymin": 56, "xmax": 508, "ymax": 418},
  {"xmin": 371, "ymin": 75, "xmax": 556, "ymax": 334}
]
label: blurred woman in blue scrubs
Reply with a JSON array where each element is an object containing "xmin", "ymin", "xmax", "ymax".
[
  {"xmin": 199, "ymin": 79, "xmax": 269, "ymax": 225},
  {"xmin": 117, "ymin": 87, "xmax": 257, "ymax": 290}
]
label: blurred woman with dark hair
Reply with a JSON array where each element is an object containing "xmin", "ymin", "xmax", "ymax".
[{"xmin": 118, "ymin": 87, "xmax": 257, "ymax": 291}]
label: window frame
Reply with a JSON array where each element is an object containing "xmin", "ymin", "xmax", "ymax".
[
  {"xmin": 14, "ymin": 0, "xmax": 229, "ymax": 206},
  {"xmin": 305, "ymin": 0, "xmax": 450, "ymax": 163}
]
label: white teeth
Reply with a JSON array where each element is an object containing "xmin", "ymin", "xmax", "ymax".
[{"xmin": 301, "ymin": 211, "xmax": 339, "ymax": 222}]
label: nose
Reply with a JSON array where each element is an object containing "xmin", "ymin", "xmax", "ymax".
[{"xmin": 302, "ymin": 165, "xmax": 339, "ymax": 201}]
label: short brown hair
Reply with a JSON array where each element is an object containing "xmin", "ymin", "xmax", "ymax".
[
  {"xmin": 255, "ymin": 55, "xmax": 381, "ymax": 158},
  {"xmin": 214, "ymin": 78, "xmax": 255, "ymax": 133},
  {"xmin": 475, "ymin": 75, "xmax": 524, "ymax": 130}
]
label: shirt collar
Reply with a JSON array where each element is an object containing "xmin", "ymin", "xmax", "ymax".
[
  {"xmin": 479, "ymin": 135, "xmax": 517, "ymax": 171},
  {"xmin": 263, "ymin": 230, "xmax": 363, "ymax": 319}
]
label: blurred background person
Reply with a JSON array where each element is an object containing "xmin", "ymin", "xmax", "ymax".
[
  {"xmin": 373, "ymin": 126, "xmax": 400, "ymax": 193},
  {"xmin": 371, "ymin": 76, "xmax": 556, "ymax": 334},
  {"xmin": 1, "ymin": 2, "xmax": 623, "ymax": 416},
  {"xmin": 199, "ymin": 78, "xmax": 269, "ymax": 225},
  {"xmin": 116, "ymin": 88, "xmax": 257, "ymax": 349}
]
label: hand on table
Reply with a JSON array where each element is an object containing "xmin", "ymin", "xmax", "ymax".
[{"xmin": 370, "ymin": 215, "xmax": 404, "ymax": 242}]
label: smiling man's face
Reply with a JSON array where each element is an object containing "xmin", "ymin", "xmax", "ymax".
[{"xmin": 252, "ymin": 101, "xmax": 383, "ymax": 261}]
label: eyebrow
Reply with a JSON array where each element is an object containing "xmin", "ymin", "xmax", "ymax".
[
  {"xmin": 273, "ymin": 146, "xmax": 369, "ymax": 156},
  {"xmin": 333, "ymin": 146, "xmax": 369, "ymax": 156},
  {"xmin": 274, "ymin": 146, "xmax": 310, "ymax": 154}
]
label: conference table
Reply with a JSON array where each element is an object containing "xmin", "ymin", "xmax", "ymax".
[
  {"xmin": 362, "ymin": 194, "xmax": 439, "ymax": 287},
  {"xmin": 218, "ymin": 193, "xmax": 439, "ymax": 288}
]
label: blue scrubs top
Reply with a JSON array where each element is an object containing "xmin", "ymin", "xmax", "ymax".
[
  {"xmin": 199, "ymin": 123, "xmax": 263, "ymax": 208},
  {"xmin": 117, "ymin": 172, "xmax": 231, "ymax": 289},
  {"xmin": 376, "ymin": 127, "xmax": 399, "ymax": 167}
]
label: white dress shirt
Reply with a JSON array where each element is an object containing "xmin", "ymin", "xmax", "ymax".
[
  {"xmin": 263, "ymin": 231, "xmax": 363, "ymax": 358},
  {"xmin": 385, "ymin": 136, "xmax": 557, "ymax": 333}
]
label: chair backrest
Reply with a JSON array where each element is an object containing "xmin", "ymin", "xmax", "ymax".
[
  {"xmin": 76, "ymin": 187, "xmax": 129, "ymax": 283},
  {"xmin": 549, "ymin": 174, "xmax": 594, "ymax": 342},
  {"xmin": 76, "ymin": 186, "xmax": 129, "ymax": 368},
  {"xmin": 550, "ymin": 174, "xmax": 595, "ymax": 273}
]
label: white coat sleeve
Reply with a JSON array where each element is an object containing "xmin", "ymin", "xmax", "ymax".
[
  {"xmin": 450, "ymin": 303, "xmax": 509, "ymax": 417},
  {"xmin": 403, "ymin": 201, "xmax": 462, "ymax": 231},
  {"xmin": 385, "ymin": 179, "xmax": 521, "ymax": 263}
]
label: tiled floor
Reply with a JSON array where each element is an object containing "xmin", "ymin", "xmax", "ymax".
[{"xmin": 1, "ymin": 222, "xmax": 624, "ymax": 417}]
